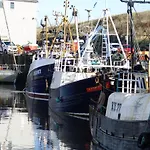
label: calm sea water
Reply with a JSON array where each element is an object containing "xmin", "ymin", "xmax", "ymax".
[{"xmin": 0, "ymin": 84, "xmax": 104, "ymax": 150}]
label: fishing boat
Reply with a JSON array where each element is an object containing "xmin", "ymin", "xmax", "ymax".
[
  {"xmin": 0, "ymin": 54, "xmax": 25, "ymax": 83},
  {"xmin": 49, "ymin": 6, "xmax": 130, "ymax": 115},
  {"xmin": 89, "ymin": 1, "xmax": 150, "ymax": 149},
  {"xmin": 0, "ymin": 63, "xmax": 18, "ymax": 83},
  {"xmin": 0, "ymin": 2, "xmax": 23, "ymax": 83},
  {"xmin": 25, "ymin": 16, "xmax": 55, "ymax": 101},
  {"xmin": 89, "ymin": 67, "xmax": 150, "ymax": 150},
  {"xmin": 22, "ymin": 43, "xmax": 39, "ymax": 53}
]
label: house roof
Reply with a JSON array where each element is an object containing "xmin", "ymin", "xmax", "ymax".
[{"xmin": 7, "ymin": 0, "xmax": 38, "ymax": 3}]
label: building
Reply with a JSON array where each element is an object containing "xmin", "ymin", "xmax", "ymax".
[{"xmin": 0, "ymin": 0, "xmax": 38, "ymax": 45}]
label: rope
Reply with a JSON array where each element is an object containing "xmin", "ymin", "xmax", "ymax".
[{"xmin": 47, "ymin": 17, "xmax": 52, "ymax": 27}]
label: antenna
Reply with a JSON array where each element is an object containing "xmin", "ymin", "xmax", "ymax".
[
  {"xmin": 85, "ymin": 9, "xmax": 92, "ymax": 22},
  {"xmin": 52, "ymin": 11, "xmax": 62, "ymax": 26},
  {"xmin": 120, "ymin": 0, "xmax": 150, "ymax": 70}
]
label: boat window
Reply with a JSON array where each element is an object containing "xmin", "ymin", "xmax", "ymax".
[
  {"xmin": 0, "ymin": 1, "xmax": 2, "ymax": 8},
  {"xmin": 4, "ymin": 41, "xmax": 15, "ymax": 46},
  {"xmin": 10, "ymin": 2, "xmax": 14, "ymax": 9}
]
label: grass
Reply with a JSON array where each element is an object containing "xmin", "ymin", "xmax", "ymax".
[{"xmin": 36, "ymin": 10, "xmax": 150, "ymax": 43}]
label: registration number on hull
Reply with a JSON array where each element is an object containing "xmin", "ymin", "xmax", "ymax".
[{"xmin": 33, "ymin": 69, "xmax": 41, "ymax": 76}]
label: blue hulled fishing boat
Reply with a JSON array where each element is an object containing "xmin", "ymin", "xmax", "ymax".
[
  {"xmin": 26, "ymin": 16, "xmax": 55, "ymax": 102},
  {"xmin": 49, "ymin": 7, "xmax": 130, "ymax": 115}
]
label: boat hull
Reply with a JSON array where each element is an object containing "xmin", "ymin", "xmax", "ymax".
[
  {"xmin": 49, "ymin": 75, "xmax": 111, "ymax": 114},
  {"xmin": 0, "ymin": 70, "xmax": 17, "ymax": 83},
  {"xmin": 89, "ymin": 106, "xmax": 150, "ymax": 150},
  {"xmin": 26, "ymin": 58, "xmax": 55, "ymax": 100}
]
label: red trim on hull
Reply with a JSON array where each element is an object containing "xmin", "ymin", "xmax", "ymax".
[{"xmin": 86, "ymin": 85, "xmax": 102, "ymax": 92}]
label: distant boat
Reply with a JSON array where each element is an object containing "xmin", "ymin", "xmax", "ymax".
[
  {"xmin": 22, "ymin": 43, "xmax": 39, "ymax": 52},
  {"xmin": 0, "ymin": 1, "xmax": 23, "ymax": 84},
  {"xmin": 0, "ymin": 53, "xmax": 23, "ymax": 83},
  {"xmin": 0, "ymin": 64, "xmax": 18, "ymax": 83}
]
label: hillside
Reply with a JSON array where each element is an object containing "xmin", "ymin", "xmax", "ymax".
[{"xmin": 36, "ymin": 10, "xmax": 150, "ymax": 46}]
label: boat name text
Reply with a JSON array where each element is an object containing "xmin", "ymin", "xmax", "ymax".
[{"xmin": 33, "ymin": 69, "xmax": 41, "ymax": 76}]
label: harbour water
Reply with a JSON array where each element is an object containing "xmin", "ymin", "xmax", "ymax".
[{"xmin": 0, "ymin": 84, "xmax": 104, "ymax": 150}]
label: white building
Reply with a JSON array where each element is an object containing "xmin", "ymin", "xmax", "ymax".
[{"xmin": 0, "ymin": 0, "xmax": 38, "ymax": 45}]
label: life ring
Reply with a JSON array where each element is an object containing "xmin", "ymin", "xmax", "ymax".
[{"xmin": 95, "ymin": 77, "xmax": 99, "ymax": 84}]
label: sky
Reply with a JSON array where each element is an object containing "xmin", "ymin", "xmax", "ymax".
[{"xmin": 36, "ymin": 0, "xmax": 150, "ymax": 26}]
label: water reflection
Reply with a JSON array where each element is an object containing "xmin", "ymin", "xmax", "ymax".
[
  {"xmin": 25, "ymin": 94, "xmax": 50, "ymax": 150},
  {"xmin": 26, "ymin": 95, "xmax": 92, "ymax": 150},
  {"xmin": 26, "ymin": 95, "xmax": 49, "ymax": 130},
  {"xmin": 0, "ymin": 84, "xmax": 30, "ymax": 150},
  {"xmin": 49, "ymin": 109, "xmax": 92, "ymax": 150},
  {"xmin": 0, "ymin": 84, "xmax": 105, "ymax": 150}
]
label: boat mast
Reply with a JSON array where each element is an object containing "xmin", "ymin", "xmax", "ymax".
[
  {"xmin": 52, "ymin": 11, "xmax": 61, "ymax": 26},
  {"xmin": 72, "ymin": 6, "xmax": 80, "ymax": 58},
  {"xmin": 41, "ymin": 16, "xmax": 49, "ymax": 58},
  {"xmin": 128, "ymin": 1, "xmax": 134, "ymax": 70},
  {"xmin": 49, "ymin": 0, "xmax": 74, "ymax": 54},
  {"xmin": 126, "ymin": 5, "xmax": 129, "ymax": 47},
  {"xmin": 45, "ymin": 16, "xmax": 49, "ymax": 58},
  {"xmin": 63, "ymin": 0, "xmax": 69, "ymax": 50},
  {"xmin": 120, "ymin": 0, "xmax": 150, "ymax": 70}
]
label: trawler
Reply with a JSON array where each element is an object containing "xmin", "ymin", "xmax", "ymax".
[
  {"xmin": 89, "ymin": 1, "xmax": 150, "ymax": 149},
  {"xmin": 49, "ymin": 5, "xmax": 130, "ymax": 115}
]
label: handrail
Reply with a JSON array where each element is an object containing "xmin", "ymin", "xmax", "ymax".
[{"xmin": 116, "ymin": 72, "xmax": 147, "ymax": 93}]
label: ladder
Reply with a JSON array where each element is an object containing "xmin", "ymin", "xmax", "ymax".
[
  {"xmin": 79, "ymin": 8, "xmax": 130, "ymax": 70},
  {"xmin": 101, "ymin": 10, "xmax": 108, "ymax": 60}
]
